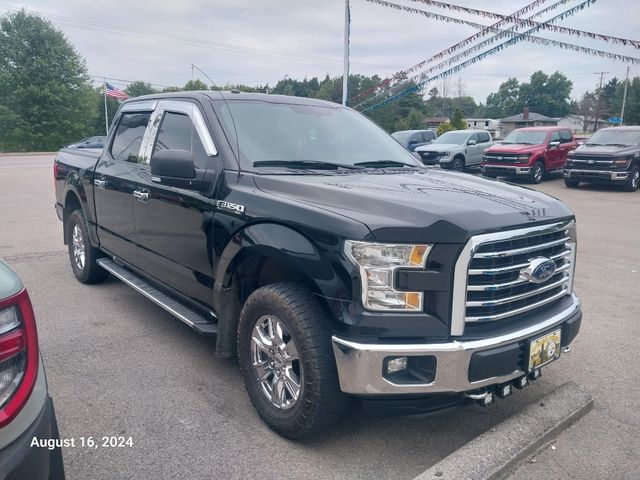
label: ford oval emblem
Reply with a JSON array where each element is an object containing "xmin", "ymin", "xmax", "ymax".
[{"xmin": 521, "ymin": 257, "xmax": 557, "ymax": 284}]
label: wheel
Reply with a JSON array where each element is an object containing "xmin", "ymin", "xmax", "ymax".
[
  {"xmin": 66, "ymin": 209, "xmax": 109, "ymax": 284},
  {"xmin": 530, "ymin": 161, "xmax": 544, "ymax": 184},
  {"xmin": 451, "ymin": 156, "xmax": 465, "ymax": 171},
  {"xmin": 624, "ymin": 166, "xmax": 639, "ymax": 192},
  {"xmin": 237, "ymin": 283, "xmax": 349, "ymax": 439},
  {"xmin": 564, "ymin": 178, "xmax": 580, "ymax": 188}
]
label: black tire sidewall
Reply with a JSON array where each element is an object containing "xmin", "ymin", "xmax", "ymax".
[
  {"xmin": 237, "ymin": 284, "xmax": 346, "ymax": 438},
  {"xmin": 453, "ymin": 157, "xmax": 464, "ymax": 171},
  {"xmin": 531, "ymin": 161, "xmax": 544, "ymax": 184},
  {"xmin": 626, "ymin": 166, "xmax": 639, "ymax": 191},
  {"xmin": 66, "ymin": 209, "xmax": 107, "ymax": 283}
]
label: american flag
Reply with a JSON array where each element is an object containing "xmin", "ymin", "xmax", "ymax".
[{"xmin": 105, "ymin": 82, "xmax": 129, "ymax": 100}]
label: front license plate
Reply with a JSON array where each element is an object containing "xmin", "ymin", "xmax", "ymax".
[{"xmin": 528, "ymin": 329, "xmax": 562, "ymax": 372}]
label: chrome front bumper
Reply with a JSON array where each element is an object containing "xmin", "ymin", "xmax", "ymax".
[{"xmin": 332, "ymin": 293, "xmax": 580, "ymax": 395}]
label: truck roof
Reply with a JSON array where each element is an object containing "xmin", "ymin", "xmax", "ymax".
[
  {"xmin": 123, "ymin": 90, "xmax": 341, "ymax": 109},
  {"xmin": 512, "ymin": 126, "xmax": 567, "ymax": 132}
]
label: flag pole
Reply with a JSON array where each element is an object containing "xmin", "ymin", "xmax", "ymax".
[
  {"xmin": 342, "ymin": 0, "xmax": 350, "ymax": 106},
  {"xmin": 103, "ymin": 78, "xmax": 109, "ymax": 134}
]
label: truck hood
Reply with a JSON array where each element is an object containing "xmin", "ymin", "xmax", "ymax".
[
  {"xmin": 415, "ymin": 143, "xmax": 461, "ymax": 153},
  {"xmin": 486, "ymin": 144, "xmax": 541, "ymax": 154},
  {"xmin": 253, "ymin": 168, "xmax": 573, "ymax": 243},
  {"xmin": 571, "ymin": 144, "xmax": 638, "ymax": 157}
]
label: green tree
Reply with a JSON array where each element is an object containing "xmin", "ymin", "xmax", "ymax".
[
  {"xmin": 450, "ymin": 107, "xmax": 466, "ymax": 130},
  {"xmin": 436, "ymin": 121, "xmax": 455, "ymax": 136},
  {"xmin": 184, "ymin": 78, "xmax": 209, "ymax": 91},
  {"xmin": 0, "ymin": 10, "xmax": 95, "ymax": 151},
  {"xmin": 485, "ymin": 78, "xmax": 520, "ymax": 118},
  {"xmin": 125, "ymin": 81, "xmax": 157, "ymax": 98},
  {"xmin": 518, "ymin": 71, "xmax": 572, "ymax": 117}
]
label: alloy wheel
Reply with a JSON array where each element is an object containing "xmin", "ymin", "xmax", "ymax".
[
  {"xmin": 72, "ymin": 224, "xmax": 85, "ymax": 270},
  {"xmin": 251, "ymin": 315, "xmax": 302, "ymax": 410}
]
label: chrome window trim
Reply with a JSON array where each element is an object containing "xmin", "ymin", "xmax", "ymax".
[
  {"xmin": 451, "ymin": 220, "xmax": 575, "ymax": 336},
  {"xmin": 139, "ymin": 99, "xmax": 218, "ymax": 165}
]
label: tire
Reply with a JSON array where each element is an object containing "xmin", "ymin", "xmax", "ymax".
[
  {"xmin": 66, "ymin": 209, "xmax": 109, "ymax": 284},
  {"xmin": 237, "ymin": 283, "xmax": 349, "ymax": 439},
  {"xmin": 623, "ymin": 166, "xmax": 639, "ymax": 192},
  {"xmin": 451, "ymin": 156, "xmax": 465, "ymax": 171},
  {"xmin": 564, "ymin": 178, "xmax": 580, "ymax": 188},
  {"xmin": 530, "ymin": 161, "xmax": 544, "ymax": 184}
]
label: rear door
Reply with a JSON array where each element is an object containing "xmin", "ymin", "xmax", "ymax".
[
  {"xmin": 132, "ymin": 100, "xmax": 219, "ymax": 305},
  {"xmin": 93, "ymin": 102, "xmax": 155, "ymax": 262}
]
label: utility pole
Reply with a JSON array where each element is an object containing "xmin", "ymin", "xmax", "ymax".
[
  {"xmin": 342, "ymin": 0, "xmax": 350, "ymax": 106},
  {"xmin": 593, "ymin": 71, "xmax": 608, "ymax": 132},
  {"xmin": 620, "ymin": 66, "xmax": 630, "ymax": 125}
]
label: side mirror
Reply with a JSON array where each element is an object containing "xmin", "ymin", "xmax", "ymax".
[
  {"xmin": 151, "ymin": 149, "xmax": 195, "ymax": 179},
  {"xmin": 548, "ymin": 141, "xmax": 560, "ymax": 149},
  {"xmin": 468, "ymin": 139, "xmax": 477, "ymax": 146}
]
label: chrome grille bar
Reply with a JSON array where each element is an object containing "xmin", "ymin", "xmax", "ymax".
[
  {"xmin": 468, "ymin": 250, "xmax": 570, "ymax": 275},
  {"xmin": 467, "ymin": 263, "xmax": 572, "ymax": 291}
]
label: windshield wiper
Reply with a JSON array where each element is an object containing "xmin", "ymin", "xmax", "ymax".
[
  {"xmin": 603, "ymin": 143, "xmax": 629, "ymax": 147},
  {"xmin": 585, "ymin": 143, "xmax": 602, "ymax": 146},
  {"xmin": 252, "ymin": 160, "xmax": 362, "ymax": 170},
  {"xmin": 353, "ymin": 160, "xmax": 415, "ymax": 168}
]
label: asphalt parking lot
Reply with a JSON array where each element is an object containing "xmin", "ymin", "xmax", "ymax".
[{"xmin": 1, "ymin": 154, "xmax": 638, "ymax": 479}]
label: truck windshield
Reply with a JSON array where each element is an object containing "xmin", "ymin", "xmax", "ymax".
[
  {"xmin": 586, "ymin": 129, "xmax": 640, "ymax": 146},
  {"xmin": 433, "ymin": 131, "xmax": 469, "ymax": 145},
  {"xmin": 215, "ymin": 100, "xmax": 421, "ymax": 169},
  {"xmin": 502, "ymin": 130, "xmax": 548, "ymax": 145}
]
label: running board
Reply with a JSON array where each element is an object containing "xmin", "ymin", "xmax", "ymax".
[{"xmin": 97, "ymin": 258, "xmax": 218, "ymax": 335}]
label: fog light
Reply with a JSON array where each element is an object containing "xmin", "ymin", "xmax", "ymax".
[
  {"xmin": 515, "ymin": 376, "xmax": 529, "ymax": 389},
  {"xmin": 498, "ymin": 384, "xmax": 512, "ymax": 398},
  {"xmin": 529, "ymin": 368, "xmax": 541, "ymax": 381},
  {"xmin": 385, "ymin": 356, "xmax": 408, "ymax": 374}
]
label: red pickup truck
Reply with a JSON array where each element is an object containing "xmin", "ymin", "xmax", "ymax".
[{"xmin": 481, "ymin": 127, "xmax": 577, "ymax": 184}]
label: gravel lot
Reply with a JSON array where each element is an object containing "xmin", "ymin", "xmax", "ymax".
[{"xmin": 1, "ymin": 154, "xmax": 638, "ymax": 479}]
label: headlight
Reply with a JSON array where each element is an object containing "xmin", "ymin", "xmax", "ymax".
[
  {"xmin": 344, "ymin": 241, "xmax": 431, "ymax": 311},
  {"xmin": 516, "ymin": 154, "xmax": 531, "ymax": 163},
  {"xmin": 439, "ymin": 151, "xmax": 451, "ymax": 157},
  {"xmin": 613, "ymin": 159, "xmax": 630, "ymax": 167}
]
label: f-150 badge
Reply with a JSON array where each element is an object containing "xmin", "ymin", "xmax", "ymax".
[{"xmin": 216, "ymin": 200, "xmax": 245, "ymax": 214}]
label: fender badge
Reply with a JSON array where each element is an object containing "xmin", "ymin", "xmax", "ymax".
[{"xmin": 216, "ymin": 200, "xmax": 245, "ymax": 215}]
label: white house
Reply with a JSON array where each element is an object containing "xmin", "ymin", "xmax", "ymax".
[{"xmin": 556, "ymin": 115, "xmax": 608, "ymax": 133}]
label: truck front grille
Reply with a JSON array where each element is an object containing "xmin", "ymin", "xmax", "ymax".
[
  {"xmin": 464, "ymin": 223, "xmax": 574, "ymax": 324},
  {"xmin": 483, "ymin": 153, "xmax": 521, "ymax": 163}
]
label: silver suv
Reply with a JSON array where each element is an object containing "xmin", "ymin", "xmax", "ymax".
[{"xmin": 415, "ymin": 130, "xmax": 494, "ymax": 170}]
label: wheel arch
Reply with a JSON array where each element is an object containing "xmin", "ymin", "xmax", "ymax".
[{"xmin": 212, "ymin": 222, "xmax": 351, "ymax": 358}]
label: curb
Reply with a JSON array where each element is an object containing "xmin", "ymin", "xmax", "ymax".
[{"xmin": 413, "ymin": 382, "xmax": 593, "ymax": 480}]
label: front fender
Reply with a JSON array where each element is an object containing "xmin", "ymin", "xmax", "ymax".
[{"xmin": 212, "ymin": 222, "xmax": 352, "ymax": 357}]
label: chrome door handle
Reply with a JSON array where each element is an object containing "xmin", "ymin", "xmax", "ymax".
[
  {"xmin": 94, "ymin": 179, "xmax": 106, "ymax": 189},
  {"xmin": 133, "ymin": 190, "xmax": 149, "ymax": 203}
]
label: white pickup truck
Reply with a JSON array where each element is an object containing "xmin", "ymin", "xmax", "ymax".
[{"xmin": 415, "ymin": 129, "xmax": 494, "ymax": 170}]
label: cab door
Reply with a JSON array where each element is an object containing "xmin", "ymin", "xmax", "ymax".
[
  {"xmin": 93, "ymin": 104, "xmax": 155, "ymax": 262},
  {"xmin": 545, "ymin": 131, "xmax": 564, "ymax": 170},
  {"xmin": 465, "ymin": 133, "xmax": 482, "ymax": 165},
  {"xmin": 132, "ymin": 100, "xmax": 219, "ymax": 305}
]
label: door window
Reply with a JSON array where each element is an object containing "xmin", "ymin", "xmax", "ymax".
[
  {"xmin": 559, "ymin": 130, "xmax": 573, "ymax": 143},
  {"xmin": 153, "ymin": 111, "xmax": 208, "ymax": 169},
  {"xmin": 422, "ymin": 131, "xmax": 435, "ymax": 142},
  {"xmin": 477, "ymin": 132, "xmax": 491, "ymax": 143},
  {"xmin": 549, "ymin": 131, "xmax": 560, "ymax": 143},
  {"xmin": 110, "ymin": 112, "xmax": 152, "ymax": 163}
]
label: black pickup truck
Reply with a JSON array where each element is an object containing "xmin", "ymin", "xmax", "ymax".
[
  {"xmin": 54, "ymin": 92, "xmax": 582, "ymax": 439},
  {"xmin": 564, "ymin": 126, "xmax": 640, "ymax": 191}
]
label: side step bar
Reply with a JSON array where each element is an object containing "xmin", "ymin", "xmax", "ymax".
[{"xmin": 97, "ymin": 258, "xmax": 218, "ymax": 335}]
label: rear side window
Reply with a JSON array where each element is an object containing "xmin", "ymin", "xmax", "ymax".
[
  {"xmin": 153, "ymin": 111, "xmax": 209, "ymax": 169},
  {"xmin": 559, "ymin": 130, "xmax": 573, "ymax": 143},
  {"xmin": 110, "ymin": 112, "xmax": 151, "ymax": 163}
]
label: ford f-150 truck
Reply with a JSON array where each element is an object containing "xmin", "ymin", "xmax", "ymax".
[
  {"xmin": 482, "ymin": 127, "xmax": 577, "ymax": 184},
  {"xmin": 54, "ymin": 92, "xmax": 582, "ymax": 439},
  {"xmin": 564, "ymin": 126, "xmax": 640, "ymax": 192}
]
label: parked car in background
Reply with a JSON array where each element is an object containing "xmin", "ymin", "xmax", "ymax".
[
  {"xmin": 415, "ymin": 130, "xmax": 494, "ymax": 170},
  {"xmin": 0, "ymin": 259, "xmax": 64, "ymax": 479},
  {"xmin": 482, "ymin": 127, "xmax": 577, "ymax": 184},
  {"xmin": 391, "ymin": 130, "xmax": 436, "ymax": 151},
  {"xmin": 564, "ymin": 126, "xmax": 640, "ymax": 192},
  {"xmin": 66, "ymin": 136, "xmax": 106, "ymax": 149}
]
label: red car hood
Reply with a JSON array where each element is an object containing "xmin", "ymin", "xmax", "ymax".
[{"xmin": 486, "ymin": 143, "xmax": 540, "ymax": 154}]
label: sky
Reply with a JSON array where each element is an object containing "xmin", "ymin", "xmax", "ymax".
[{"xmin": 1, "ymin": 0, "xmax": 639, "ymax": 105}]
